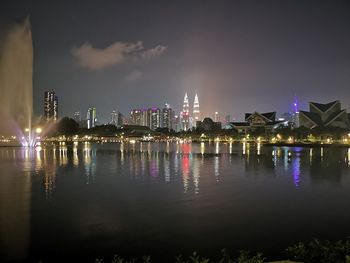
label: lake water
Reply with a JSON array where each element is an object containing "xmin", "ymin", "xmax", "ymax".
[{"xmin": 1, "ymin": 142, "xmax": 350, "ymax": 262}]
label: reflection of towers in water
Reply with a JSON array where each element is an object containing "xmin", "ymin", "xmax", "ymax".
[
  {"xmin": 182, "ymin": 93, "xmax": 190, "ymax": 131},
  {"xmin": 192, "ymin": 156, "xmax": 200, "ymax": 194},
  {"xmin": 44, "ymin": 147, "xmax": 57, "ymax": 199},
  {"xmin": 83, "ymin": 142, "xmax": 96, "ymax": 184},
  {"xmin": 164, "ymin": 153, "xmax": 170, "ymax": 182},
  {"xmin": 181, "ymin": 143, "xmax": 191, "ymax": 193},
  {"xmin": 292, "ymin": 154, "xmax": 301, "ymax": 188},
  {"xmin": 193, "ymin": 93, "xmax": 200, "ymax": 128}
]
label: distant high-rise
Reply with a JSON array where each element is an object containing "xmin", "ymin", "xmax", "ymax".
[
  {"xmin": 214, "ymin": 111, "xmax": 220, "ymax": 122},
  {"xmin": 141, "ymin": 109, "xmax": 149, "ymax": 127},
  {"xmin": 110, "ymin": 110, "xmax": 118, "ymax": 125},
  {"xmin": 118, "ymin": 112, "xmax": 124, "ymax": 126},
  {"xmin": 44, "ymin": 91, "xmax": 58, "ymax": 121},
  {"xmin": 74, "ymin": 111, "xmax": 81, "ymax": 122},
  {"xmin": 130, "ymin": 107, "xmax": 161, "ymax": 130},
  {"xmin": 162, "ymin": 103, "xmax": 173, "ymax": 130},
  {"xmin": 173, "ymin": 115, "xmax": 181, "ymax": 132},
  {"xmin": 193, "ymin": 93, "xmax": 200, "ymax": 127},
  {"xmin": 87, "ymin": 107, "xmax": 97, "ymax": 129},
  {"xmin": 148, "ymin": 107, "xmax": 161, "ymax": 130},
  {"xmin": 130, "ymin": 109, "xmax": 142, "ymax": 125},
  {"xmin": 182, "ymin": 93, "xmax": 190, "ymax": 131},
  {"xmin": 225, "ymin": 115, "xmax": 230, "ymax": 124}
]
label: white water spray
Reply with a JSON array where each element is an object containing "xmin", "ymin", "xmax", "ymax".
[{"xmin": 0, "ymin": 17, "xmax": 34, "ymax": 146}]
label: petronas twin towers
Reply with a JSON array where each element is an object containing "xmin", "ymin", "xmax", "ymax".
[{"xmin": 182, "ymin": 93, "xmax": 200, "ymax": 131}]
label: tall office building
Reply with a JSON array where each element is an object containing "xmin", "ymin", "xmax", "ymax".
[
  {"xmin": 214, "ymin": 111, "xmax": 220, "ymax": 122},
  {"xmin": 130, "ymin": 109, "xmax": 142, "ymax": 125},
  {"xmin": 173, "ymin": 115, "xmax": 181, "ymax": 132},
  {"xmin": 182, "ymin": 93, "xmax": 190, "ymax": 131},
  {"xmin": 141, "ymin": 109, "xmax": 149, "ymax": 127},
  {"xmin": 193, "ymin": 93, "xmax": 200, "ymax": 127},
  {"xmin": 225, "ymin": 115, "xmax": 231, "ymax": 124},
  {"xmin": 162, "ymin": 103, "xmax": 173, "ymax": 130},
  {"xmin": 110, "ymin": 110, "xmax": 118, "ymax": 125},
  {"xmin": 118, "ymin": 112, "xmax": 124, "ymax": 126},
  {"xmin": 74, "ymin": 111, "xmax": 81, "ymax": 122},
  {"xmin": 87, "ymin": 107, "xmax": 97, "ymax": 129},
  {"xmin": 148, "ymin": 107, "xmax": 161, "ymax": 130},
  {"xmin": 44, "ymin": 91, "xmax": 58, "ymax": 121}
]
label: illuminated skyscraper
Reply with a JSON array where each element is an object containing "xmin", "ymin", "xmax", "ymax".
[
  {"xmin": 141, "ymin": 109, "xmax": 149, "ymax": 127},
  {"xmin": 130, "ymin": 109, "xmax": 142, "ymax": 125},
  {"xmin": 214, "ymin": 111, "xmax": 220, "ymax": 122},
  {"xmin": 44, "ymin": 91, "xmax": 58, "ymax": 121},
  {"xmin": 173, "ymin": 115, "xmax": 181, "ymax": 132},
  {"xmin": 162, "ymin": 103, "xmax": 173, "ymax": 130},
  {"xmin": 87, "ymin": 107, "xmax": 97, "ymax": 129},
  {"xmin": 74, "ymin": 111, "xmax": 81, "ymax": 122},
  {"xmin": 148, "ymin": 107, "xmax": 161, "ymax": 130},
  {"xmin": 110, "ymin": 110, "xmax": 118, "ymax": 125},
  {"xmin": 182, "ymin": 92, "xmax": 190, "ymax": 131},
  {"xmin": 225, "ymin": 115, "xmax": 230, "ymax": 124},
  {"xmin": 193, "ymin": 93, "xmax": 200, "ymax": 127}
]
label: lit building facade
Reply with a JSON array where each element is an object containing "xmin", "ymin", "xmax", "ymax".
[
  {"xmin": 130, "ymin": 109, "xmax": 142, "ymax": 126},
  {"xmin": 230, "ymin": 111, "xmax": 283, "ymax": 133},
  {"xmin": 130, "ymin": 107, "xmax": 161, "ymax": 130},
  {"xmin": 74, "ymin": 111, "xmax": 81, "ymax": 123},
  {"xmin": 110, "ymin": 110, "xmax": 118, "ymax": 125},
  {"xmin": 225, "ymin": 115, "xmax": 231, "ymax": 124},
  {"xmin": 173, "ymin": 115, "xmax": 181, "ymax": 132},
  {"xmin": 148, "ymin": 107, "xmax": 161, "ymax": 130},
  {"xmin": 87, "ymin": 107, "xmax": 97, "ymax": 129},
  {"xmin": 44, "ymin": 91, "xmax": 58, "ymax": 121},
  {"xmin": 162, "ymin": 103, "xmax": 173, "ymax": 130},
  {"xmin": 192, "ymin": 93, "xmax": 200, "ymax": 127},
  {"xmin": 214, "ymin": 111, "xmax": 220, "ymax": 122},
  {"xmin": 182, "ymin": 93, "xmax": 190, "ymax": 131},
  {"xmin": 141, "ymin": 109, "xmax": 149, "ymax": 126}
]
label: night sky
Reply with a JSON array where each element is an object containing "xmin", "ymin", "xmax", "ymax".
[{"xmin": 1, "ymin": 0, "xmax": 350, "ymax": 123}]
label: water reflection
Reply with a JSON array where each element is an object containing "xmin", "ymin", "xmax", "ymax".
[
  {"xmin": 292, "ymin": 154, "xmax": 301, "ymax": 188},
  {"xmin": 192, "ymin": 156, "xmax": 200, "ymax": 194},
  {"xmin": 83, "ymin": 142, "xmax": 96, "ymax": 184},
  {"xmin": 181, "ymin": 144, "xmax": 191, "ymax": 193},
  {"xmin": 2, "ymin": 142, "xmax": 350, "ymax": 262},
  {"xmin": 3, "ymin": 142, "xmax": 350, "ymax": 199},
  {"xmin": 214, "ymin": 156, "xmax": 220, "ymax": 182}
]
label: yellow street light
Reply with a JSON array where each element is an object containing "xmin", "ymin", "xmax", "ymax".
[{"xmin": 36, "ymin": 127, "xmax": 42, "ymax": 134}]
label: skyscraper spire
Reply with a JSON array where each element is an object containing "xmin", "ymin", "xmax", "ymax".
[
  {"xmin": 193, "ymin": 93, "xmax": 200, "ymax": 127},
  {"xmin": 182, "ymin": 92, "xmax": 190, "ymax": 131},
  {"xmin": 183, "ymin": 93, "xmax": 189, "ymax": 113},
  {"xmin": 293, "ymin": 95, "xmax": 299, "ymax": 113}
]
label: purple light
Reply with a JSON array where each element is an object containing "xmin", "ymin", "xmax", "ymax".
[{"xmin": 293, "ymin": 96, "xmax": 298, "ymax": 113}]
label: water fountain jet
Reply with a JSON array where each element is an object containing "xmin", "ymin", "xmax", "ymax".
[{"xmin": 0, "ymin": 17, "xmax": 34, "ymax": 146}]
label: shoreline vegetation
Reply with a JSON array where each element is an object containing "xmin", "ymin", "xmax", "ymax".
[
  {"xmin": 87, "ymin": 239, "xmax": 350, "ymax": 263},
  {"xmin": 2, "ymin": 117, "xmax": 350, "ymax": 147},
  {"xmin": 40, "ymin": 117, "xmax": 350, "ymax": 147}
]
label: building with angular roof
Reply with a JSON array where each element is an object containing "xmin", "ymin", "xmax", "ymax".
[
  {"xmin": 229, "ymin": 111, "xmax": 284, "ymax": 133},
  {"xmin": 298, "ymin": 100, "xmax": 350, "ymax": 129}
]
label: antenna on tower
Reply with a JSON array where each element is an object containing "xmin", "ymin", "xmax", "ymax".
[{"xmin": 293, "ymin": 95, "xmax": 299, "ymax": 113}]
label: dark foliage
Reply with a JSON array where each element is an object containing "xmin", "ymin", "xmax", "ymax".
[{"xmin": 286, "ymin": 239, "xmax": 350, "ymax": 263}]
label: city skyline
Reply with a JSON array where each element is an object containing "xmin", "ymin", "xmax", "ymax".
[{"xmin": 2, "ymin": 1, "xmax": 350, "ymax": 123}]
